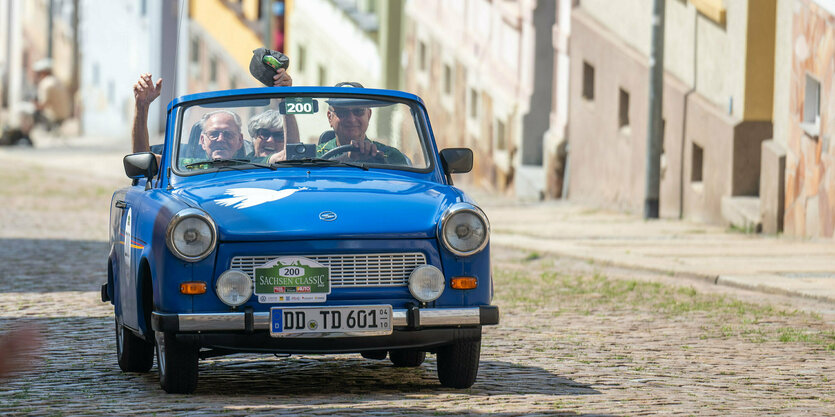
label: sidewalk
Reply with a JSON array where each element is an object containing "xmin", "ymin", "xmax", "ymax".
[
  {"xmin": 0, "ymin": 133, "xmax": 132, "ymax": 182},
  {"xmin": 475, "ymin": 196, "xmax": 835, "ymax": 304}
]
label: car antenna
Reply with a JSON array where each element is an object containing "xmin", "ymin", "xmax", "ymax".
[{"xmin": 171, "ymin": 0, "xmax": 186, "ymax": 100}]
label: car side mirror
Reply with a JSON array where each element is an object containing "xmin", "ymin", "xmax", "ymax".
[
  {"xmin": 440, "ymin": 148, "xmax": 473, "ymax": 174},
  {"xmin": 124, "ymin": 152, "xmax": 159, "ymax": 181}
]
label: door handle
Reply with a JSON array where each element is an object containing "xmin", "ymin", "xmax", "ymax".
[{"xmin": 115, "ymin": 200, "xmax": 128, "ymax": 209}]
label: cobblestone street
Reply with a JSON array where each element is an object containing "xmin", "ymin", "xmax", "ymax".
[{"xmin": 1, "ymin": 151, "xmax": 833, "ymax": 416}]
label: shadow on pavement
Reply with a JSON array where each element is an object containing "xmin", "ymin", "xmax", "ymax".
[
  {"xmin": 1, "ymin": 316, "xmax": 608, "ymax": 416},
  {"xmin": 0, "ymin": 238, "xmax": 108, "ymax": 293},
  {"xmin": 192, "ymin": 355, "xmax": 600, "ymax": 397}
]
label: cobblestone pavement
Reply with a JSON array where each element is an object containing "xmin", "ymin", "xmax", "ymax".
[{"xmin": 1, "ymin": 154, "xmax": 833, "ymax": 416}]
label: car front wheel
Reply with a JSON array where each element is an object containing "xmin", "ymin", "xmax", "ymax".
[
  {"xmin": 436, "ymin": 339, "xmax": 481, "ymax": 388},
  {"xmin": 155, "ymin": 331, "xmax": 199, "ymax": 394},
  {"xmin": 115, "ymin": 317, "xmax": 154, "ymax": 372}
]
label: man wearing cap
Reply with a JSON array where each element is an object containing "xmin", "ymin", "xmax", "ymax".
[
  {"xmin": 317, "ymin": 81, "xmax": 408, "ymax": 165},
  {"xmin": 32, "ymin": 59, "xmax": 71, "ymax": 131}
]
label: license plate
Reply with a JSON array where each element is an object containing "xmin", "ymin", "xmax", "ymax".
[{"xmin": 270, "ymin": 305, "xmax": 393, "ymax": 337}]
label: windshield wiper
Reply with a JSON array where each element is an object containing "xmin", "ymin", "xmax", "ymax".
[
  {"xmin": 271, "ymin": 158, "xmax": 369, "ymax": 171},
  {"xmin": 185, "ymin": 158, "xmax": 277, "ymax": 171}
]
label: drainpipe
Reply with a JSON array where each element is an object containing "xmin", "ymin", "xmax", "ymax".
[{"xmin": 644, "ymin": 0, "xmax": 665, "ymax": 219}]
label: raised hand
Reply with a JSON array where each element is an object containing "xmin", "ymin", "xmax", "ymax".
[
  {"xmin": 273, "ymin": 68, "xmax": 293, "ymax": 87},
  {"xmin": 134, "ymin": 73, "xmax": 163, "ymax": 108}
]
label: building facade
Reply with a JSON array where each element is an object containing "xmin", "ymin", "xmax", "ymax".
[
  {"xmin": 186, "ymin": 0, "xmax": 277, "ymax": 94},
  {"xmin": 403, "ymin": 0, "xmax": 536, "ymax": 193},
  {"xmin": 79, "ymin": 0, "xmax": 162, "ymax": 138},
  {"xmin": 2, "ymin": 0, "xmax": 78, "ymax": 129},
  {"xmin": 781, "ymin": 0, "xmax": 835, "ymax": 238},
  {"xmin": 567, "ymin": 0, "xmax": 777, "ymax": 227},
  {"xmin": 286, "ymin": 0, "xmax": 402, "ymax": 90}
]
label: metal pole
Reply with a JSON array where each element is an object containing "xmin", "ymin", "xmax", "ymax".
[
  {"xmin": 263, "ymin": 0, "xmax": 272, "ymax": 49},
  {"xmin": 643, "ymin": 0, "xmax": 665, "ymax": 219},
  {"xmin": 47, "ymin": 0, "xmax": 53, "ymax": 58}
]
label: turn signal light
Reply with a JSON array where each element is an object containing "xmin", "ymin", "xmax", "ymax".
[
  {"xmin": 451, "ymin": 277, "xmax": 478, "ymax": 290},
  {"xmin": 180, "ymin": 281, "xmax": 207, "ymax": 295}
]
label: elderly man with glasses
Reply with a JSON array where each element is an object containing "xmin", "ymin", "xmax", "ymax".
[{"xmin": 316, "ymin": 81, "xmax": 408, "ymax": 165}]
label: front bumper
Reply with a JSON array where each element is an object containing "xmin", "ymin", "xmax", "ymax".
[{"xmin": 152, "ymin": 306, "xmax": 499, "ymax": 332}]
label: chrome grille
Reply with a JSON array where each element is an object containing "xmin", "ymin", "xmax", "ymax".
[{"xmin": 230, "ymin": 253, "xmax": 426, "ymax": 287}]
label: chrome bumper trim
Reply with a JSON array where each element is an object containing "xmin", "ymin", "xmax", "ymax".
[{"xmin": 155, "ymin": 307, "xmax": 487, "ymax": 332}]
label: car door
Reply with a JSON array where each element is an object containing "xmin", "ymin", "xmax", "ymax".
[{"xmin": 117, "ymin": 187, "xmax": 145, "ymax": 330}]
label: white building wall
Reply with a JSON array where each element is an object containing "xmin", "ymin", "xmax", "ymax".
[
  {"xmin": 289, "ymin": 0, "xmax": 380, "ymax": 88},
  {"xmin": 79, "ymin": 0, "xmax": 156, "ymax": 139},
  {"xmin": 772, "ymin": 0, "xmax": 793, "ymax": 149},
  {"xmin": 406, "ymin": 0, "xmax": 534, "ymax": 192}
]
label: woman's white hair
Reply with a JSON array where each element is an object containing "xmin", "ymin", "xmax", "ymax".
[{"xmin": 247, "ymin": 110, "xmax": 284, "ymax": 137}]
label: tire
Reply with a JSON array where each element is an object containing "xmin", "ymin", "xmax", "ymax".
[
  {"xmin": 389, "ymin": 349, "xmax": 426, "ymax": 367},
  {"xmin": 436, "ymin": 339, "xmax": 481, "ymax": 388},
  {"xmin": 361, "ymin": 350, "xmax": 388, "ymax": 360},
  {"xmin": 155, "ymin": 331, "xmax": 199, "ymax": 394},
  {"xmin": 115, "ymin": 317, "xmax": 154, "ymax": 373}
]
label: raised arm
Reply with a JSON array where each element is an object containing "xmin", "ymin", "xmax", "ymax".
[
  {"xmin": 272, "ymin": 68, "xmax": 300, "ymax": 144},
  {"xmin": 132, "ymin": 73, "xmax": 163, "ymax": 155}
]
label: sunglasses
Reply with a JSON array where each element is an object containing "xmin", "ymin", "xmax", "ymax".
[
  {"xmin": 204, "ymin": 129, "xmax": 238, "ymax": 140},
  {"xmin": 333, "ymin": 108, "xmax": 367, "ymax": 118},
  {"xmin": 255, "ymin": 129, "xmax": 284, "ymax": 140}
]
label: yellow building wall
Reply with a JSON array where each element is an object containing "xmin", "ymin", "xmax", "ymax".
[
  {"xmin": 743, "ymin": 0, "xmax": 777, "ymax": 121},
  {"xmin": 190, "ymin": 0, "xmax": 263, "ymax": 72},
  {"xmin": 243, "ymin": 0, "xmax": 260, "ymax": 22}
]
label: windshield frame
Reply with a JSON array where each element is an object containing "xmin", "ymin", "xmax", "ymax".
[{"xmin": 169, "ymin": 91, "xmax": 436, "ymax": 178}]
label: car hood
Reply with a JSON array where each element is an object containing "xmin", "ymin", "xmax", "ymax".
[{"xmin": 173, "ymin": 171, "xmax": 461, "ymax": 241}]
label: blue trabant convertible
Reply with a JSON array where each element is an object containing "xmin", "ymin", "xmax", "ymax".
[{"xmin": 102, "ymin": 86, "xmax": 498, "ymax": 393}]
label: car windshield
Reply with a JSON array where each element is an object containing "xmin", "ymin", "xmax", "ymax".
[{"xmin": 173, "ymin": 94, "xmax": 430, "ymax": 173}]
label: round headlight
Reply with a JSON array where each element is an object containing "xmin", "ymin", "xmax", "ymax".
[
  {"xmin": 440, "ymin": 204, "xmax": 489, "ymax": 256},
  {"xmin": 216, "ymin": 270, "xmax": 253, "ymax": 307},
  {"xmin": 408, "ymin": 265, "xmax": 445, "ymax": 302},
  {"xmin": 166, "ymin": 209, "xmax": 217, "ymax": 262}
]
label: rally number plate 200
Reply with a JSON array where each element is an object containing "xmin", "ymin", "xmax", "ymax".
[{"xmin": 270, "ymin": 305, "xmax": 393, "ymax": 337}]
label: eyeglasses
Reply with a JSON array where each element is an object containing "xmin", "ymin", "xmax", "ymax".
[
  {"xmin": 255, "ymin": 129, "xmax": 284, "ymax": 140},
  {"xmin": 204, "ymin": 129, "xmax": 238, "ymax": 140},
  {"xmin": 333, "ymin": 108, "xmax": 367, "ymax": 118}
]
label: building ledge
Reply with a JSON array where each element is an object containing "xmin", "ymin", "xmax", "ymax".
[
  {"xmin": 691, "ymin": 0, "xmax": 726, "ymax": 26},
  {"xmin": 800, "ymin": 121, "xmax": 820, "ymax": 139},
  {"xmin": 721, "ymin": 196, "xmax": 762, "ymax": 233}
]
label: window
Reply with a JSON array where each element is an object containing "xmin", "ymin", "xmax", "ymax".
[
  {"xmin": 802, "ymin": 73, "xmax": 821, "ymax": 137},
  {"xmin": 209, "ymin": 57, "xmax": 217, "ymax": 84},
  {"xmin": 691, "ymin": 143, "xmax": 704, "ymax": 183},
  {"xmin": 229, "ymin": 77, "xmax": 237, "ymax": 90},
  {"xmin": 582, "ymin": 61, "xmax": 595, "ymax": 101},
  {"xmin": 190, "ymin": 37, "xmax": 200, "ymax": 64},
  {"xmin": 419, "ymin": 41, "xmax": 427, "ymax": 71},
  {"xmin": 496, "ymin": 119, "xmax": 506, "ymax": 150},
  {"xmin": 318, "ymin": 65, "xmax": 327, "ymax": 86},
  {"xmin": 470, "ymin": 88, "xmax": 479, "ymax": 119},
  {"xmin": 443, "ymin": 64, "xmax": 452, "ymax": 95},
  {"xmin": 618, "ymin": 88, "xmax": 630, "ymax": 128},
  {"xmin": 298, "ymin": 45, "xmax": 306, "ymax": 72}
]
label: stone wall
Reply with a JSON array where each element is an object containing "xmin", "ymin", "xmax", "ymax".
[{"xmin": 784, "ymin": 0, "xmax": 835, "ymax": 238}]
